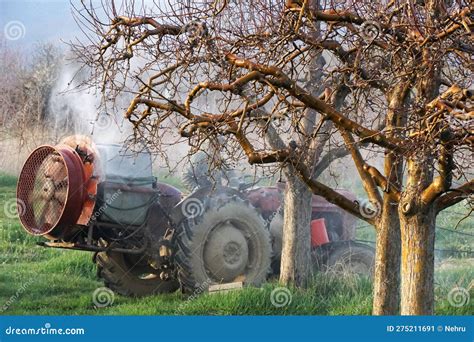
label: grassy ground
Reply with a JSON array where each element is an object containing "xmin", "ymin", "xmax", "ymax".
[{"xmin": 0, "ymin": 172, "xmax": 472, "ymax": 315}]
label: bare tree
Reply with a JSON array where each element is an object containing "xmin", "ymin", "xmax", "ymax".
[
  {"xmin": 73, "ymin": 0, "xmax": 473, "ymax": 315},
  {"xmin": 0, "ymin": 41, "xmax": 64, "ymax": 146}
]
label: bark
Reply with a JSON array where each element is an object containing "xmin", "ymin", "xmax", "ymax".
[
  {"xmin": 398, "ymin": 18, "xmax": 441, "ymax": 314},
  {"xmin": 372, "ymin": 83, "xmax": 408, "ymax": 315},
  {"xmin": 372, "ymin": 199, "xmax": 401, "ymax": 315},
  {"xmin": 399, "ymin": 205, "xmax": 436, "ymax": 315},
  {"xmin": 264, "ymin": 120, "xmax": 314, "ymax": 287},
  {"xmin": 262, "ymin": 102, "xmax": 316, "ymax": 287},
  {"xmin": 278, "ymin": 0, "xmax": 322, "ymax": 287},
  {"xmin": 279, "ymin": 166, "xmax": 313, "ymax": 287},
  {"xmin": 399, "ymin": 156, "xmax": 437, "ymax": 315}
]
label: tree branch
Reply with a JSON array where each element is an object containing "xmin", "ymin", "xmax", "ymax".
[
  {"xmin": 225, "ymin": 54, "xmax": 405, "ymax": 153},
  {"xmin": 341, "ymin": 130, "xmax": 382, "ymax": 209},
  {"xmin": 435, "ymin": 180, "xmax": 474, "ymax": 213}
]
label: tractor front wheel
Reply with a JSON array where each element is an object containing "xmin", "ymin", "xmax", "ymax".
[
  {"xmin": 313, "ymin": 241, "xmax": 375, "ymax": 277},
  {"xmin": 95, "ymin": 249, "xmax": 179, "ymax": 297}
]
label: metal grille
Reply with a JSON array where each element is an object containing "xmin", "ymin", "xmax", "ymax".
[{"xmin": 17, "ymin": 146, "xmax": 69, "ymax": 235}]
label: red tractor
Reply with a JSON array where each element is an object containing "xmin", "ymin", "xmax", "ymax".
[{"xmin": 16, "ymin": 136, "xmax": 374, "ymax": 296}]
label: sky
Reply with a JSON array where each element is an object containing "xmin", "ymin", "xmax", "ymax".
[
  {"xmin": 0, "ymin": 0, "xmax": 81, "ymax": 49},
  {"xmin": 0, "ymin": 0, "xmax": 166, "ymax": 49}
]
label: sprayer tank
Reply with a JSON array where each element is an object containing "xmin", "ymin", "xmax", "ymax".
[{"xmin": 94, "ymin": 144, "xmax": 157, "ymax": 227}]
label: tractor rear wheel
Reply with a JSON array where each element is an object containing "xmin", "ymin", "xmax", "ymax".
[
  {"xmin": 175, "ymin": 196, "xmax": 272, "ymax": 293},
  {"xmin": 95, "ymin": 250, "xmax": 179, "ymax": 296}
]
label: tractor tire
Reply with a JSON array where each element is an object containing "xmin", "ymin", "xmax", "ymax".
[
  {"xmin": 175, "ymin": 196, "xmax": 272, "ymax": 293},
  {"xmin": 269, "ymin": 212, "xmax": 283, "ymax": 275},
  {"xmin": 321, "ymin": 241, "xmax": 375, "ymax": 277},
  {"xmin": 95, "ymin": 250, "xmax": 179, "ymax": 297}
]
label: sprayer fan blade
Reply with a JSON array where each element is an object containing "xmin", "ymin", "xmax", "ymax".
[
  {"xmin": 55, "ymin": 177, "xmax": 68, "ymax": 189},
  {"xmin": 29, "ymin": 190, "xmax": 45, "ymax": 203},
  {"xmin": 37, "ymin": 200, "xmax": 61, "ymax": 229},
  {"xmin": 43, "ymin": 155, "xmax": 66, "ymax": 181},
  {"xmin": 45, "ymin": 200, "xmax": 62, "ymax": 226},
  {"xmin": 32, "ymin": 194, "xmax": 48, "ymax": 214},
  {"xmin": 54, "ymin": 187, "xmax": 67, "ymax": 205},
  {"xmin": 37, "ymin": 200, "xmax": 51, "ymax": 229}
]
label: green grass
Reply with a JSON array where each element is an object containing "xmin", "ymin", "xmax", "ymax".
[
  {"xmin": 0, "ymin": 172, "xmax": 472, "ymax": 315},
  {"xmin": 0, "ymin": 173, "xmax": 17, "ymax": 188}
]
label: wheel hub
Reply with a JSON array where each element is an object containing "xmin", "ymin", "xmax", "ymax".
[
  {"xmin": 204, "ymin": 222, "xmax": 249, "ymax": 282},
  {"xmin": 223, "ymin": 241, "xmax": 242, "ymax": 264}
]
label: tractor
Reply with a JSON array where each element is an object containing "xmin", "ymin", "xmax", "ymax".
[{"xmin": 15, "ymin": 135, "xmax": 374, "ymax": 296}]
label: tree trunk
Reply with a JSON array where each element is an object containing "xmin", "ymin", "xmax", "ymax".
[
  {"xmin": 372, "ymin": 199, "xmax": 400, "ymax": 315},
  {"xmin": 397, "ymin": 33, "xmax": 440, "ymax": 314},
  {"xmin": 399, "ymin": 206, "xmax": 436, "ymax": 315},
  {"xmin": 279, "ymin": 165, "xmax": 313, "ymax": 287},
  {"xmin": 279, "ymin": 0, "xmax": 321, "ymax": 288},
  {"xmin": 372, "ymin": 83, "xmax": 407, "ymax": 315},
  {"xmin": 399, "ymin": 157, "xmax": 437, "ymax": 315},
  {"xmin": 263, "ymin": 124, "xmax": 315, "ymax": 288}
]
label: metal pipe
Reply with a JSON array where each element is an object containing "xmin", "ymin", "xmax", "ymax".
[{"xmin": 37, "ymin": 241, "xmax": 147, "ymax": 254}]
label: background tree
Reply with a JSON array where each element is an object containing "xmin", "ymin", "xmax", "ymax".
[
  {"xmin": 0, "ymin": 41, "xmax": 63, "ymax": 151},
  {"xmin": 73, "ymin": 0, "xmax": 473, "ymax": 315}
]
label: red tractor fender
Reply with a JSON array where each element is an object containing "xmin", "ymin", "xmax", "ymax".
[{"xmin": 247, "ymin": 182, "xmax": 357, "ymax": 241}]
